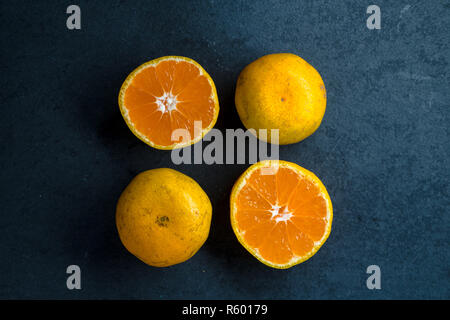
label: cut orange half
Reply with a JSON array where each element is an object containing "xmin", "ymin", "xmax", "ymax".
[
  {"xmin": 230, "ymin": 160, "xmax": 333, "ymax": 269},
  {"xmin": 118, "ymin": 56, "xmax": 220, "ymax": 150}
]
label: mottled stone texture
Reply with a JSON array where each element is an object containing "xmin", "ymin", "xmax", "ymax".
[{"xmin": 0, "ymin": 0, "xmax": 448, "ymax": 299}]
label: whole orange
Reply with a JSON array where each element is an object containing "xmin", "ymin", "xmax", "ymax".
[
  {"xmin": 235, "ymin": 53, "xmax": 327, "ymax": 144},
  {"xmin": 116, "ymin": 168, "xmax": 212, "ymax": 267}
]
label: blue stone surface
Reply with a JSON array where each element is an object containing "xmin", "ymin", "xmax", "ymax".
[{"xmin": 0, "ymin": 0, "xmax": 448, "ymax": 299}]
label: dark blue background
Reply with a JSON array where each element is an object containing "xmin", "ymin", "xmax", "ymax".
[{"xmin": 0, "ymin": 0, "xmax": 448, "ymax": 299}]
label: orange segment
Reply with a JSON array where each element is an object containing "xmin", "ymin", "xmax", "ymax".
[
  {"xmin": 258, "ymin": 223, "xmax": 293, "ymax": 265},
  {"xmin": 230, "ymin": 160, "xmax": 333, "ymax": 269},
  {"xmin": 286, "ymin": 222, "xmax": 315, "ymax": 257},
  {"xmin": 247, "ymin": 168, "xmax": 278, "ymax": 205},
  {"xmin": 118, "ymin": 56, "xmax": 219, "ymax": 150},
  {"xmin": 236, "ymin": 184, "xmax": 273, "ymax": 211}
]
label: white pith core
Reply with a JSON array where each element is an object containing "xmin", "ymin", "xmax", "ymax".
[
  {"xmin": 155, "ymin": 91, "xmax": 178, "ymax": 113},
  {"xmin": 269, "ymin": 204, "xmax": 293, "ymax": 223}
]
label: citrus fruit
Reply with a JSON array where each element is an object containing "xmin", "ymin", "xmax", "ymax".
[
  {"xmin": 118, "ymin": 56, "xmax": 220, "ymax": 150},
  {"xmin": 230, "ymin": 160, "xmax": 332, "ymax": 269},
  {"xmin": 235, "ymin": 53, "xmax": 326, "ymax": 144},
  {"xmin": 116, "ymin": 168, "xmax": 212, "ymax": 267}
]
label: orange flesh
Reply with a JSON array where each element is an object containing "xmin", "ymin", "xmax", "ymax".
[
  {"xmin": 123, "ymin": 59, "xmax": 216, "ymax": 146},
  {"xmin": 234, "ymin": 166, "xmax": 329, "ymax": 265}
]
